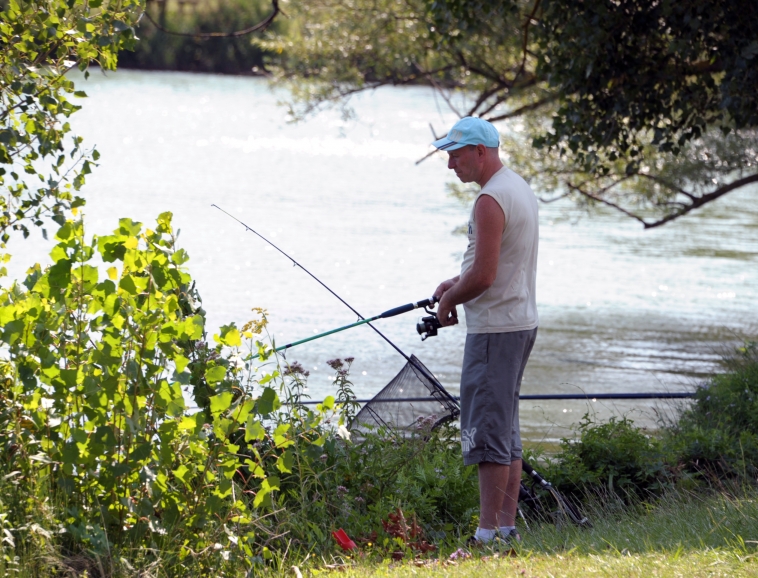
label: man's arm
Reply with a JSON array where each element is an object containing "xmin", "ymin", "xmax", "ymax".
[{"xmin": 434, "ymin": 195, "xmax": 504, "ymax": 327}]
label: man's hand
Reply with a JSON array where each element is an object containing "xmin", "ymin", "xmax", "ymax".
[
  {"xmin": 436, "ymin": 292, "xmax": 459, "ymax": 327},
  {"xmin": 433, "ymin": 277, "xmax": 458, "ymax": 301}
]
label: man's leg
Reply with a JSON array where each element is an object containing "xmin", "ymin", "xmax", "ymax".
[
  {"xmin": 477, "ymin": 462, "xmax": 509, "ymax": 529},
  {"xmin": 478, "ymin": 459, "xmax": 521, "ymax": 529},
  {"xmin": 498, "ymin": 458, "xmax": 521, "ymax": 527}
]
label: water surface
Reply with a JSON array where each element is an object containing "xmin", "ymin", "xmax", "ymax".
[{"xmin": 6, "ymin": 70, "xmax": 757, "ymax": 442}]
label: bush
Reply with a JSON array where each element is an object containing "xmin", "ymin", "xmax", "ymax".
[
  {"xmin": 666, "ymin": 341, "xmax": 758, "ymax": 479},
  {"xmin": 241, "ymin": 358, "xmax": 479, "ymax": 556},
  {"xmin": 542, "ymin": 416, "xmax": 672, "ymax": 501},
  {"xmin": 0, "ymin": 215, "xmax": 335, "ymax": 575}
]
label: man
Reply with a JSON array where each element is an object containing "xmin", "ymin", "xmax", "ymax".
[{"xmin": 431, "ymin": 116, "xmax": 539, "ymax": 545}]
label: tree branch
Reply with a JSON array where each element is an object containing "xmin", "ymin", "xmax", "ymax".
[
  {"xmin": 643, "ymin": 172, "xmax": 758, "ymax": 229},
  {"xmin": 141, "ymin": 0, "xmax": 281, "ymax": 38},
  {"xmin": 567, "ymin": 172, "xmax": 758, "ymax": 229},
  {"xmin": 566, "ymin": 180, "xmax": 649, "ymax": 226},
  {"xmin": 516, "ymin": 0, "xmax": 541, "ymax": 81},
  {"xmin": 636, "ymin": 172, "xmax": 696, "ymax": 199},
  {"xmin": 485, "ymin": 94, "xmax": 558, "ymax": 122}
]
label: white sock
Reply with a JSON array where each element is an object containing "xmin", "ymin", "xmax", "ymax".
[
  {"xmin": 474, "ymin": 527, "xmax": 497, "ymax": 543},
  {"xmin": 498, "ymin": 525, "xmax": 516, "ymax": 536}
]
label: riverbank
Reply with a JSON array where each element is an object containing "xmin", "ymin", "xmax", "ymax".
[
  {"xmin": 317, "ymin": 488, "xmax": 758, "ymax": 578},
  {"xmin": 117, "ymin": 0, "xmax": 278, "ymax": 75},
  {"xmin": 3, "ymin": 339, "xmax": 756, "ymax": 576}
]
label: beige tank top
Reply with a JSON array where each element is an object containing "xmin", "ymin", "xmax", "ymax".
[{"xmin": 460, "ymin": 166, "xmax": 539, "ymax": 333}]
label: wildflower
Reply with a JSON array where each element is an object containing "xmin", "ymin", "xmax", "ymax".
[
  {"xmin": 320, "ymin": 454, "xmax": 328, "ymax": 462},
  {"xmin": 337, "ymin": 486, "xmax": 348, "ymax": 496},
  {"xmin": 228, "ymin": 353, "xmax": 245, "ymax": 370},
  {"xmin": 345, "ymin": 357, "xmax": 355, "ymax": 363},
  {"xmin": 354, "ymin": 496, "xmax": 365, "ymax": 503},
  {"xmin": 326, "ymin": 358, "xmax": 344, "ymax": 370},
  {"xmin": 283, "ymin": 361, "xmax": 310, "ymax": 377},
  {"xmin": 449, "ymin": 548, "xmax": 471, "ymax": 561},
  {"xmin": 337, "ymin": 424, "xmax": 352, "ymax": 441}
]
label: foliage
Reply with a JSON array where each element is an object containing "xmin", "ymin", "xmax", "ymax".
[
  {"xmin": 0, "ymin": 213, "xmax": 338, "ymax": 574},
  {"xmin": 240, "ymin": 356, "xmax": 479, "ymax": 557},
  {"xmin": 0, "ymin": 0, "xmax": 143, "ymax": 241},
  {"xmin": 535, "ymin": 341, "xmax": 758, "ymax": 504},
  {"xmin": 0, "ymin": 214, "xmax": 477, "ymax": 573},
  {"xmin": 536, "ymin": 0, "xmax": 758, "ymax": 166},
  {"xmin": 542, "ymin": 416, "xmax": 672, "ymax": 501},
  {"xmin": 263, "ymin": 0, "xmax": 758, "ymax": 227},
  {"xmin": 118, "ymin": 0, "xmax": 282, "ymax": 75},
  {"xmin": 666, "ymin": 341, "xmax": 758, "ymax": 480},
  {"xmin": 258, "ymin": 0, "xmax": 545, "ymax": 122}
]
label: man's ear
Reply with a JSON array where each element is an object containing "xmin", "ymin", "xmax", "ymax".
[{"xmin": 476, "ymin": 144, "xmax": 487, "ymax": 157}]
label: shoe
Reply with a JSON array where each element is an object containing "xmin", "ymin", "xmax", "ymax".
[
  {"xmin": 464, "ymin": 532, "xmax": 518, "ymax": 551},
  {"xmin": 465, "ymin": 535, "xmax": 485, "ymax": 548},
  {"xmin": 497, "ymin": 528, "xmax": 521, "ymax": 543}
]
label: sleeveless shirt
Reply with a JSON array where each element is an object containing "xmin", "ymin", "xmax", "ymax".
[{"xmin": 460, "ymin": 166, "xmax": 539, "ymax": 333}]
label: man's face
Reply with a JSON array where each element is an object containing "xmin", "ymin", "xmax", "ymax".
[{"xmin": 447, "ymin": 145, "xmax": 482, "ymax": 183}]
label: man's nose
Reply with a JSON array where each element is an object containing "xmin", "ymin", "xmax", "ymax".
[{"xmin": 448, "ymin": 158, "xmax": 455, "ymax": 170}]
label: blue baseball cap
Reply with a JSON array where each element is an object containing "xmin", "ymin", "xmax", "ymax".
[{"xmin": 432, "ymin": 116, "xmax": 500, "ymax": 151}]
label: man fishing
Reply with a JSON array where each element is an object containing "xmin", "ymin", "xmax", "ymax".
[{"xmin": 431, "ymin": 116, "xmax": 539, "ymax": 546}]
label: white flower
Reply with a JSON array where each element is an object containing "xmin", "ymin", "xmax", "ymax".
[
  {"xmin": 228, "ymin": 354, "xmax": 245, "ymax": 370},
  {"xmin": 337, "ymin": 425, "xmax": 351, "ymax": 441}
]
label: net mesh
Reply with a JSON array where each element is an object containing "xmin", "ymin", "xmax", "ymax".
[{"xmin": 350, "ymin": 355, "xmax": 460, "ymax": 433}]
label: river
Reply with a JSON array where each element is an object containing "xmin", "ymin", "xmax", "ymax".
[{"xmin": 6, "ymin": 70, "xmax": 757, "ymax": 443}]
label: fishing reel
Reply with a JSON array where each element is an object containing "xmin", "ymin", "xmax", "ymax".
[{"xmin": 416, "ymin": 307, "xmax": 442, "ymax": 341}]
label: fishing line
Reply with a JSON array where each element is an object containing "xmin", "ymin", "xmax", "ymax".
[
  {"xmin": 212, "ymin": 204, "xmax": 458, "ymax": 408},
  {"xmin": 212, "ymin": 204, "xmax": 417, "ymax": 361}
]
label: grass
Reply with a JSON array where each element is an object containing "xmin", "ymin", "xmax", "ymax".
[{"xmin": 300, "ymin": 487, "xmax": 758, "ymax": 578}]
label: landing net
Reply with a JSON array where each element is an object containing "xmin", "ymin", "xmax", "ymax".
[{"xmin": 349, "ymin": 355, "xmax": 460, "ymax": 433}]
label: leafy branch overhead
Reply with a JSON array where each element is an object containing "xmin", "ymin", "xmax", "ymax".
[
  {"xmin": 261, "ymin": 0, "xmax": 758, "ymax": 227},
  {"xmin": 0, "ymin": 0, "xmax": 143, "ymax": 241}
]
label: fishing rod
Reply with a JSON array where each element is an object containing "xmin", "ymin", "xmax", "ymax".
[
  {"xmin": 251, "ymin": 297, "xmax": 437, "ymax": 359},
  {"xmin": 211, "ymin": 204, "xmax": 460, "ymax": 410}
]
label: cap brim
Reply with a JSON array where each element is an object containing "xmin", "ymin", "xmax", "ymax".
[{"xmin": 432, "ymin": 137, "xmax": 466, "ymax": 151}]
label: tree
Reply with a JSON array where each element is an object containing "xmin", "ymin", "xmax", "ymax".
[
  {"xmin": 260, "ymin": 0, "xmax": 758, "ymax": 228},
  {"xmin": 0, "ymin": 0, "xmax": 143, "ymax": 241}
]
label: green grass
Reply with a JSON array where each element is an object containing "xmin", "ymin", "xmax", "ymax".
[{"xmin": 302, "ymin": 488, "xmax": 758, "ymax": 578}]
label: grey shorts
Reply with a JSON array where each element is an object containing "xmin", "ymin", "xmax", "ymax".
[{"xmin": 460, "ymin": 328, "xmax": 538, "ymax": 466}]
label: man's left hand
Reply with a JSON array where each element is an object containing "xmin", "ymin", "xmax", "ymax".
[{"xmin": 436, "ymin": 294, "xmax": 459, "ymax": 327}]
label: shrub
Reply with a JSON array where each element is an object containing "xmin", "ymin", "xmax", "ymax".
[
  {"xmin": 543, "ymin": 415, "xmax": 672, "ymax": 500},
  {"xmin": 0, "ymin": 215, "xmax": 332, "ymax": 574},
  {"xmin": 666, "ymin": 341, "xmax": 758, "ymax": 479}
]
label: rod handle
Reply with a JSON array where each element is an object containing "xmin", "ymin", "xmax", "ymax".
[{"xmin": 379, "ymin": 297, "xmax": 437, "ymax": 319}]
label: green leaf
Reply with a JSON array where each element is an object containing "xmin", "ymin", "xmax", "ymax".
[
  {"xmin": 215, "ymin": 324, "xmax": 241, "ymax": 347},
  {"xmin": 204, "ymin": 365, "xmax": 226, "ymax": 385},
  {"xmin": 117, "ymin": 218, "xmax": 142, "ymax": 236},
  {"xmin": 210, "ymin": 392, "xmax": 233, "ymax": 416},
  {"xmin": 119, "ymin": 274, "xmax": 148, "ymax": 295},
  {"xmin": 48, "ymin": 259, "xmax": 71, "ymax": 289},
  {"xmin": 275, "ymin": 450, "xmax": 294, "ymax": 474},
  {"xmin": 253, "ymin": 476, "xmax": 280, "ymax": 508},
  {"xmin": 273, "ymin": 423, "xmax": 293, "ymax": 448},
  {"xmin": 258, "ymin": 387, "xmax": 280, "ymax": 415},
  {"xmin": 245, "ymin": 416, "xmax": 265, "ymax": 442}
]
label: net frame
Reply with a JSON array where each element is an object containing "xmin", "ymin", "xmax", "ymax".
[{"xmin": 349, "ymin": 355, "xmax": 460, "ymax": 433}]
